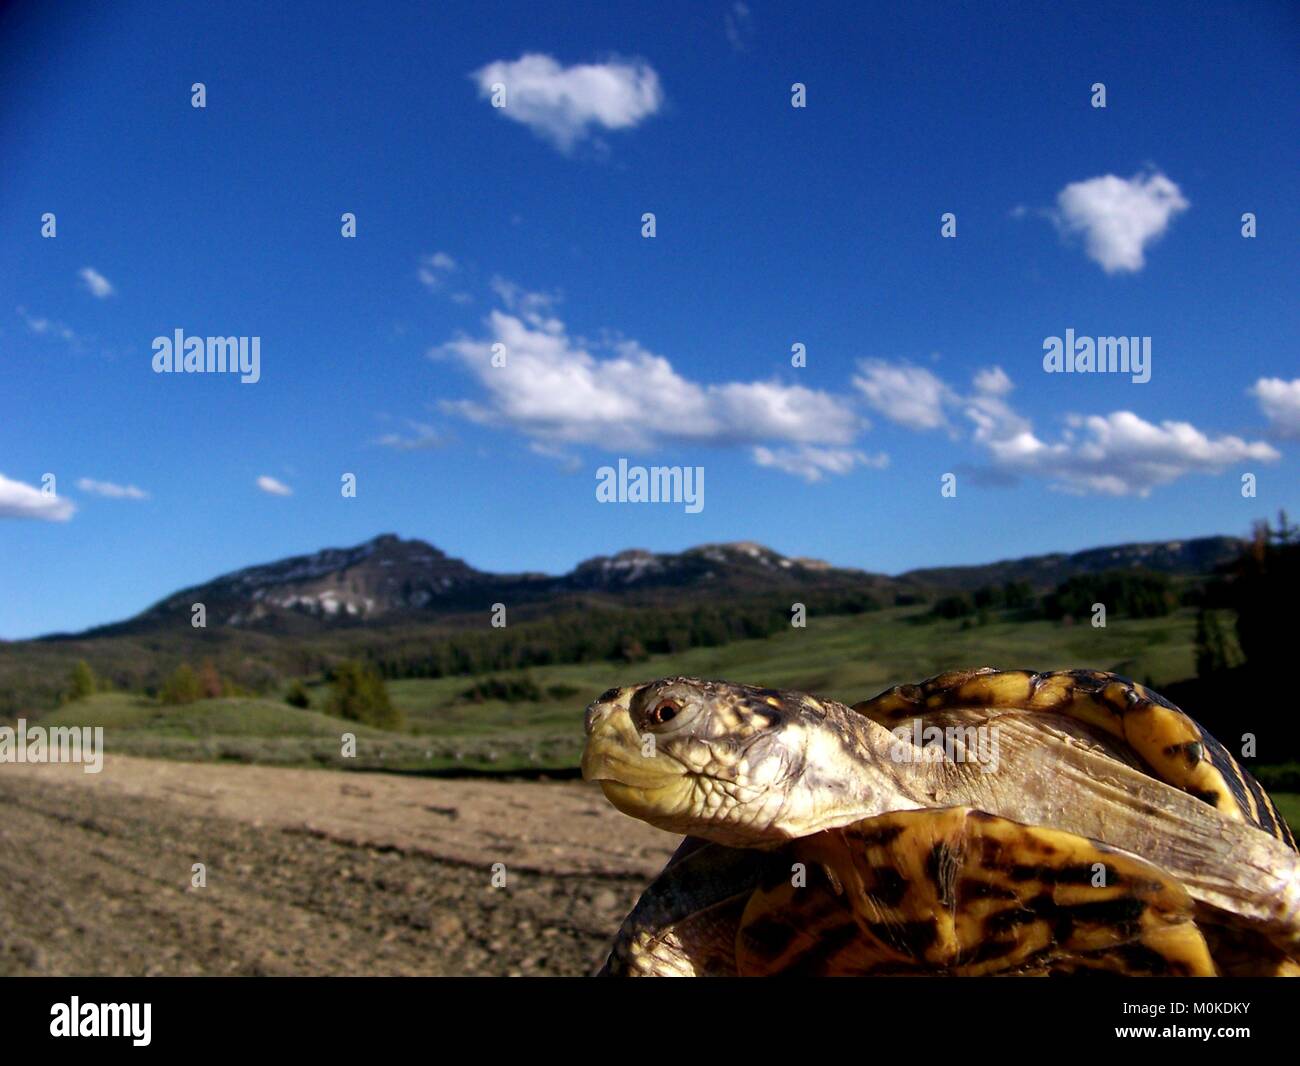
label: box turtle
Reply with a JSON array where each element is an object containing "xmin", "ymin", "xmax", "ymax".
[{"xmin": 581, "ymin": 669, "xmax": 1300, "ymax": 976}]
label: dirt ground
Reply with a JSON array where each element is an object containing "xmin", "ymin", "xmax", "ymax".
[{"xmin": 0, "ymin": 756, "xmax": 679, "ymax": 976}]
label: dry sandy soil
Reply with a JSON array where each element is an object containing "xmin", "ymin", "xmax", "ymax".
[{"xmin": 0, "ymin": 755, "xmax": 679, "ymax": 976}]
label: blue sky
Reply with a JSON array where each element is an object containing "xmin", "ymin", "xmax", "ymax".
[{"xmin": 2, "ymin": 0, "xmax": 1297, "ymax": 639}]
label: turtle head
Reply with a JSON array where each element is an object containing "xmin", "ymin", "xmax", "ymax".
[{"xmin": 582, "ymin": 677, "xmax": 903, "ymax": 846}]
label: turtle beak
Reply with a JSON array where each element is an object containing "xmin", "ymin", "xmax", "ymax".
[
  {"xmin": 581, "ymin": 689, "xmax": 687, "ymax": 792},
  {"xmin": 582, "ymin": 689, "xmax": 644, "ymax": 783},
  {"xmin": 583, "ymin": 687, "xmax": 628, "ymax": 739}
]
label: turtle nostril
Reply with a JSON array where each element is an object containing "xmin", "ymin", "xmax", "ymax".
[{"xmin": 584, "ymin": 701, "xmax": 614, "ymax": 735}]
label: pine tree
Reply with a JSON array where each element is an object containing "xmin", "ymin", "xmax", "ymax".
[
  {"xmin": 325, "ymin": 661, "xmax": 403, "ymax": 730},
  {"xmin": 69, "ymin": 660, "xmax": 96, "ymax": 701},
  {"xmin": 160, "ymin": 663, "xmax": 202, "ymax": 705},
  {"xmin": 1195, "ymin": 609, "xmax": 1231, "ymax": 678}
]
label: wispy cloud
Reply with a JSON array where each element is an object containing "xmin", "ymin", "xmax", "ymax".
[
  {"xmin": 724, "ymin": 2, "xmax": 755, "ymax": 52},
  {"xmin": 374, "ymin": 420, "xmax": 444, "ymax": 451},
  {"xmin": 255, "ymin": 475, "xmax": 293, "ymax": 496},
  {"xmin": 78, "ymin": 266, "xmax": 115, "ymax": 298},
  {"xmin": 17, "ymin": 306, "xmax": 80, "ymax": 345},
  {"xmin": 489, "ymin": 276, "xmax": 561, "ymax": 323},
  {"xmin": 753, "ymin": 445, "xmax": 887, "ymax": 483},
  {"xmin": 1251, "ymin": 377, "xmax": 1300, "ymax": 439},
  {"xmin": 470, "ymin": 53, "xmax": 663, "ymax": 152},
  {"xmin": 0, "ymin": 473, "xmax": 75, "ymax": 521},
  {"xmin": 77, "ymin": 478, "xmax": 149, "ymax": 500},
  {"xmin": 417, "ymin": 252, "xmax": 458, "ymax": 291},
  {"xmin": 1052, "ymin": 170, "xmax": 1189, "ymax": 273}
]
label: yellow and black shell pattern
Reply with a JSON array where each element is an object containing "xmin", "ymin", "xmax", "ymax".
[{"xmin": 851, "ymin": 668, "xmax": 1296, "ymax": 852}]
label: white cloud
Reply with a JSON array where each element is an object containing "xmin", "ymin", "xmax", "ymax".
[
  {"xmin": 963, "ymin": 374, "xmax": 1032, "ymax": 449},
  {"xmin": 0, "ymin": 473, "xmax": 75, "ymax": 521},
  {"xmin": 1251, "ymin": 377, "xmax": 1300, "ymax": 439},
  {"xmin": 725, "ymin": 2, "xmax": 755, "ymax": 52},
  {"xmin": 434, "ymin": 306, "xmax": 863, "ymax": 475},
  {"xmin": 753, "ymin": 445, "xmax": 887, "ymax": 483},
  {"xmin": 17, "ymin": 306, "xmax": 78, "ymax": 344},
  {"xmin": 374, "ymin": 421, "xmax": 444, "ymax": 451},
  {"xmin": 528, "ymin": 439, "xmax": 583, "ymax": 472},
  {"xmin": 855, "ymin": 359, "xmax": 1278, "ymax": 496},
  {"xmin": 76, "ymin": 478, "xmax": 148, "ymax": 500},
  {"xmin": 256, "ymin": 476, "xmax": 293, "ymax": 496},
  {"xmin": 489, "ymin": 276, "xmax": 561, "ymax": 325},
  {"xmin": 958, "ymin": 371, "xmax": 1276, "ymax": 495},
  {"xmin": 973, "ymin": 366, "xmax": 1013, "ymax": 396},
  {"xmin": 433, "ymin": 295, "xmax": 1279, "ymax": 494},
  {"xmin": 79, "ymin": 267, "xmax": 114, "ymax": 298},
  {"xmin": 470, "ymin": 53, "xmax": 663, "ymax": 152},
  {"xmin": 852, "ymin": 360, "xmax": 955, "ymax": 430},
  {"xmin": 985, "ymin": 410, "xmax": 1278, "ymax": 497},
  {"xmin": 418, "ymin": 252, "xmax": 458, "ymax": 291},
  {"xmin": 1054, "ymin": 171, "xmax": 1189, "ymax": 273}
]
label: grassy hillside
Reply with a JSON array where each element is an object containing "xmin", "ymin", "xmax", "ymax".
[{"xmin": 32, "ymin": 605, "xmax": 1201, "ymax": 773}]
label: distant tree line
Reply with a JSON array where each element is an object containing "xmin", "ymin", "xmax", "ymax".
[
  {"xmin": 1195, "ymin": 511, "xmax": 1297, "ymax": 679},
  {"xmin": 356, "ymin": 590, "xmax": 885, "ymax": 680},
  {"xmin": 928, "ymin": 572, "xmax": 1176, "ymax": 624},
  {"xmin": 1042, "ymin": 571, "xmax": 1176, "ymax": 620},
  {"xmin": 930, "ymin": 581, "xmax": 1035, "ymax": 620}
]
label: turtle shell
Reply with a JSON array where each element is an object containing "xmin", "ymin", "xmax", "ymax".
[
  {"xmin": 592, "ymin": 670, "xmax": 1300, "ymax": 976},
  {"xmin": 851, "ymin": 667, "xmax": 1296, "ymax": 851}
]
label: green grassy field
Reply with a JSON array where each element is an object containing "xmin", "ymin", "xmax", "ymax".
[
  {"xmin": 36, "ymin": 605, "xmax": 1198, "ymax": 770},
  {"xmin": 30, "ymin": 605, "xmax": 1299, "ymax": 833},
  {"xmin": 387, "ymin": 602, "xmax": 1201, "ymax": 750},
  {"xmin": 1271, "ymin": 793, "xmax": 1300, "ymax": 835}
]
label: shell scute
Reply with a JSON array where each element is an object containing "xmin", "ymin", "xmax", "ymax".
[
  {"xmin": 735, "ymin": 807, "xmax": 1217, "ymax": 976},
  {"xmin": 852, "ymin": 668, "xmax": 1297, "ymax": 851}
]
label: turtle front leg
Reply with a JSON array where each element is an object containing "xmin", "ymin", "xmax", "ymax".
[{"xmin": 598, "ymin": 837, "xmax": 768, "ymax": 977}]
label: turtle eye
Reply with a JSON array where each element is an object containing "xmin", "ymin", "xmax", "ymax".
[{"xmin": 648, "ymin": 699, "xmax": 682, "ymax": 726}]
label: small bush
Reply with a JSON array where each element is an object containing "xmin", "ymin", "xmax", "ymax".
[
  {"xmin": 619, "ymin": 639, "xmax": 649, "ymax": 663},
  {"xmin": 931, "ymin": 594, "xmax": 974, "ymax": 620},
  {"xmin": 326, "ymin": 660, "xmax": 403, "ymax": 730},
  {"xmin": 68, "ymin": 660, "xmax": 97, "ymax": 701},
  {"xmin": 160, "ymin": 663, "xmax": 202, "ymax": 705},
  {"xmin": 197, "ymin": 660, "xmax": 224, "ymax": 700},
  {"xmin": 284, "ymin": 679, "xmax": 311, "ymax": 709},
  {"xmin": 1002, "ymin": 581, "xmax": 1035, "ymax": 609}
]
